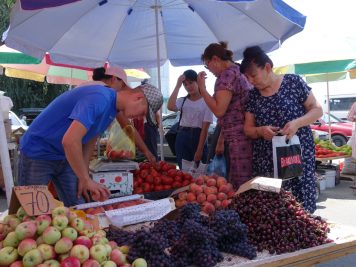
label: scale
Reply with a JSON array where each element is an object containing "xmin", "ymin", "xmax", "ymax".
[{"xmin": 89, "ymin": 158, "xmax": 139, "ymax": 172}]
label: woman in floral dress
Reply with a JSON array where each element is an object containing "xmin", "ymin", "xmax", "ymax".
[{"xmin": 241, "ymin": 46, "xmax": 323, "ymax": 213}]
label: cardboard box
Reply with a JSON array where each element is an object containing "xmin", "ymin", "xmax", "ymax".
[{"xmin": 90, "ymin": 171, "xmax": 133, "ymax": 195}]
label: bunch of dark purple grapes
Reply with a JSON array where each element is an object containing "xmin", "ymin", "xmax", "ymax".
[
  {"xmin": 230, "ymin": 189, "xmax": 333, "ymax": 254},
  {"xmin": 209, "ymin": 210, "xmax": 257, "ymax": 259}
]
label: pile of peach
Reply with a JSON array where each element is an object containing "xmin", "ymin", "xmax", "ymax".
[{"xmin": 175, "ymin": 175, "xmax": 235, "ymax": 215}]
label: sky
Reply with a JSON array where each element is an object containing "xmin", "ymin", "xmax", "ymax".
[{"xmin": 168, "ymin": 0, "xmax": 356, "ymax": 103}]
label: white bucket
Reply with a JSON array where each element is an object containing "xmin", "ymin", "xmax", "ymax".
[
  {"xmin": 325, "ymin": 170, "xmax": 336, "ymax": 188},
  {"xmin": 319, "ymin": 178, "xmax": 327, "ymax": 191}
]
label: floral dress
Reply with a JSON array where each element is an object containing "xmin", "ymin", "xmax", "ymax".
[
  {"xmin": 246, "ymin": 74, "xmax": 317, "ymax": 213},
  {"xmin": 215, "ymin": 64, "xmax": 253, "ymax": 188}
]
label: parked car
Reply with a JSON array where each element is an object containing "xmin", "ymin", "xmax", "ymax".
[
  {"xmin": 310, "ymin": 113, "xmax": 353, "ymax": 147},
  {"xmin": 9, "ymin": 111, "xmax": 29, "ymax": 132},
  {"xmin": 19, "ymin": 108, "xmax": 44, "ymax": 126},
  {"xmin": 158, "ymin": 112, "xmax": 217, "ymax": 159}
]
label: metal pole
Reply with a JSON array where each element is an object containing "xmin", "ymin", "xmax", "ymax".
[
  {"xmin": 153, "ymin": 1, "xmax": 165, "ymax": 161},
  {"xmin": 0, "ymin": 110, "xmax": 14, "ymax": 206},
  {"xmin": 326, "ymin": 76, "xmax": 332, "ymax": 143}
]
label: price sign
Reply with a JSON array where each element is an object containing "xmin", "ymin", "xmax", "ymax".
[
  {"xmin": 236, "ymin": 177, "xmax": 282, "ymax": 195},
  {"xmin": 13, "ymin": 186, "xmax": 56, "ymax": 216}
]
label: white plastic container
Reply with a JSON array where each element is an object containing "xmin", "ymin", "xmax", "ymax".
[{"xmin": 325, "ymin": 170, "xmax": 336, "ymax": 188}]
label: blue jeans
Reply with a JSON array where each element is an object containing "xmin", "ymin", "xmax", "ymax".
[
  {"xmin": 175, "ymin": 127, "xmax": 208, "ymax": 169},
  {"xmin": 144, "ymin": 123, "xmax": 159, "ymax": 160},
  {"xmin": 18, "ymin": 153, "xmax": 85, "ymax": 207}
]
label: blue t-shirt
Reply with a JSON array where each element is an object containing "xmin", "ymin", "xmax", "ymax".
[{"xmin": 20, "ymin": 85, "xmax": 117, "ymax": 160}]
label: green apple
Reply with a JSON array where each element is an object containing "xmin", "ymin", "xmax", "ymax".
[
  {"xmin": 42, "ymin": 227, "xmax": 61, "ymax": 245},
  {"xmin": 132, "ymin": 258, "xmax": 147, "ymax": 267},
  {"xmin": 16, "ymin": 207, "xmax": 27, "ymax": 221},
  {"xmin": 57, "ymin": 252, "xmax": 70, "ymax": 262},
  {"xmin": 68, "ymin": 211, "xmax": 78, "ymax": 223},
  {"xmin": 36, "ymin": 235, "xmax": 44, "ymax": 245},
  {"xmin": 101, "ymin": 260, "xmax": 117, "ymax": 267},
  {"xmin": 52, "ymin": 215, "xmax": 68, "ymax": 231},
  {"xmin": 37, "ymin": 244, "xmax": 56, "ymax": 261},
  {"xmin": 70, "ymin": 218, "xmax": 85, "ymax": 232},
  {"xmin": 18, "ymin": 238, "xmax": 37, "ymax": 257},
  {"xmin": 54, "ymin": 237, "xmax": 73, "ymax": 254},
  {"xmin": 7, "ymin": 217, "xmax": 21, "ymax": 231},
  {"xmin": 118, "ymin": 245, "xmax": 129, "ymax": 254},
  {"xmin": 9, "ymin": 260, "xmax": 23, "ymax": 267},
  {"xmin": 3, "ymin": 231, "xmax": 20, "ymax": 247},
  {"xmin": 0, "ymin": 246, "xmax": 18, "ymax": 266},
  {"xmin": 61, "ymin": 227, "xmax": 78, "ymax": 241},
  {"xmin": 35, "ymin": 215, "xmax": 52, "ymax": 235},
  {"xmin": 15, "ymin": 221, "xmax": 37, "ymax": 241},
  {"xmin": 110, "ymin": 249, "xmax": 126, "ymax": 265},
  {"xmin": 22, "ymin": 248, "xmax": 43, "ymax": 267},
  {"xmin": 82, "ymin": 259, "xmax": 100, "ymax": 267},
  {"xmin": 51, "ymin": 207, "xmax": 70, "ymax": 218},
  {"xmin": 44, "ymin": 259, "xmax": 60, "ymax": 267},
  {"xmin": 104, "ymin": 244, "xmax": 112, "ymax": 256},
  {"xmin": 89, "ymin": 244, "xmax": 108, "ymax": 263},
  {"xmin": 70, "ymin": 244, "xmax": 89, "ymax": 263}
]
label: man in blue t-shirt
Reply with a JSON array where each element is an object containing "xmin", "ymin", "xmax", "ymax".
[{"xmin": 18, "ymin": 65, "xmax": 162, "ymax": 206}]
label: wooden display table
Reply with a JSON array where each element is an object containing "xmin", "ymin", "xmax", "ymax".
[{"xmin": 217, "ymin": 224, "xmax": 356, "ymax": 267}]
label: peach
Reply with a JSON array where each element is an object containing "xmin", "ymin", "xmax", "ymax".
[
  {"xmin": 217, "ymin": 192, "xmax": 227, "ymax": 201},
  {"xmin": 203, "ymin": 175, "xmax": 210, "ymax": 183},
  {"xmin": 215, "ymin": 200, "xmax": 222, "ymax": 209},
  {"xmin": 194, "ymin": 185, "xmax": 203, "ymax": 195},
  {"xmin": 203, "ymin": 186, "xmax": 214, "ymax": 195},
  {"xmin": 219, "ymin": 184, "xmax": 230, "ymax": 194},
  {"xmin": 195, "ymin": 176, "xmax": 204, "ymax": 185},
  {"xmin": 186, "ymin": 192, "xmax": 196, "ymax": 202},
  {"xmin": 221, "ymin": 199, "xmax": 232, "ymax": 209},
  {"xmin": 202, "ymin": 203, "xmax": 215, "ymax": 215},
  {"xmin": 216, "ymin": 177, "xmax": 227, "ymax": 187},
  {"xmin": 207, "ymin": 194, "xmax": 217, "ymax": 204},
  {"xmin": 227, "ymin": 191, "xmax": 235, "ymax": 198},
  {"xmin": 197, "ymin": 193, "xmax": 207, "ymax": 204},
  {"xmin": 175, "ymin": 199, "xmax": 187, "ymax": 208},
  {"xmin": 206, "ymin": 178, "xmax": 217, "ymax": 187},
  {"xmin": 178, "ymin": 192, "xmax": 187, "ymax": 201}
]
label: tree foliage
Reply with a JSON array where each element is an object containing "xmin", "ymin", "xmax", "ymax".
[{"xmin": 0, "ymin": 0, "xmax": 68, "ymax": 114}]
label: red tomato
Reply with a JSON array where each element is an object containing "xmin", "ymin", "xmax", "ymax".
[
  {"xmin": 140, "ymin": 169, "xmax": 149, "ymax": 178},
  {"xmin": 135, "ymin": 188, "xmax": 143, "ymax": 194},
  {"xmin": 167, "ymin": 169, "xmax": 177, "ymax": 177},
  {"xmin": 163, "ymin": 185, "xmax": 172, "ymax": 190},
  {"xmin": 153, "ymin": 176, "xmax": 162, "ymax": 185},
  {"xmin": 172, "ymin": 181, "xmax": 182, "ymax": 188},
  {"xmin": 182, "ymin": 180, "xmax": 191, "ymax": 186},
  {"xmin": 142, "ymin": 183, "xmax": 151, "ymax": 192}
]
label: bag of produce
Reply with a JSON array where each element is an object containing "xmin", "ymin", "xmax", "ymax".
[
  {"xmin": 272, "ymin": 135, "xmax": 303, "ymax": 179},
  {"xmin": 181, "ymin": 159, "xmax": 207, "ymax": 178},
  {"xmin": 106, "ymin": 121, "xmax": 135, "ymax": 160},
  {"xmin": 206, "ymin": 154, "xmax": 227, "ymax": 177}
]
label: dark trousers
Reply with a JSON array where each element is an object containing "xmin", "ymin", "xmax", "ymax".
[{"xmin": 144, "ymin": 123, "xmax": 159, "ymax": 160}]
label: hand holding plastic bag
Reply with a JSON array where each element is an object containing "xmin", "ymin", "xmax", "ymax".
[{"xmin": 106, "ymin": 121, "xmax": 135, "ymax": 160}]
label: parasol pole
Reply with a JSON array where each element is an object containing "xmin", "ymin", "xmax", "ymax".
[
  {"xmin": 0, "ymin": 110, "xmax": 14, "ymax": 206},
  {"xmin": 326, "ymin": 74, "xmax": 332, "ymax": 143},
  {"xmin": 153, "ymin": 0, "xmax": 165, "ymax": 161}
]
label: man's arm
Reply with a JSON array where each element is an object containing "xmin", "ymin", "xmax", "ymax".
[{"xmin": 62, "ymin": 120, "xmax": 110, "ymax": 202}]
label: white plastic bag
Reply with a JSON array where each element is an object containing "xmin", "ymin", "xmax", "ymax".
[{"xmin": 181, "ymin": 159, "xmax": 207, "ymax": 178}]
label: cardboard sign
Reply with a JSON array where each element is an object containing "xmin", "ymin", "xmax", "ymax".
[
  {"xmin": 236, "ymin": 177, "xmax": 282, "ymax": 195},
  {"xmin": 9, "ymin": 186, "xmax": 57, "ymax": 216}
]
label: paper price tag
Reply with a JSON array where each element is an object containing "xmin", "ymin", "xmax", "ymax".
[{"xmin": 13, "ymin": 186, "xmax": 56, "ymax": 216}]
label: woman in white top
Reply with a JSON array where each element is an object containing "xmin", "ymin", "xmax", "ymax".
[{"xmin": 167, "ymin": 70, "xmax": 213, "ymax": 169}]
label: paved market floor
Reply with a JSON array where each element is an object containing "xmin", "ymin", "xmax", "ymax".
[{"xmin": 0, "ymin": 179, "xmax": 355, "ymax": 266}]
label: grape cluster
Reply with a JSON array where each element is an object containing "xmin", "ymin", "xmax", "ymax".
[
  {"xmin": 209, "ymin": 210, "xmax": 257, "ymax": 259},
  {"xmin": 230, "ymin": 189, "xmax": 332, "ymax": 254},
  {"xmin": 107, "ymin": 203, "xmax": 256, "ymax": 266}
]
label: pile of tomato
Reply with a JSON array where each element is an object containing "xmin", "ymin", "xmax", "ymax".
[
  {"xmin": 315, "ymin": 144, "xmax": 347, "ymax": 158},
  {"xmin": 132, "ymin": 161, "xmax": 193, "ymax": 194}
]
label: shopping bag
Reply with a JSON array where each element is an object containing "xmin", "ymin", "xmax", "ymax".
[
  {"xmin": 165, "ymin": 122, "xmax": 179, "ymax": 156},
  {"xmin": 106, "ymin": 121, "xmax": 135, "ymax": 160},
  {"xmin": 206, "ymin": 155, "xmax": 227, "ymax": 177},
  {"xmin": 272, "ymin": 135, "xmax": 303, "ymax": 179},
  {"xmin": 181, "ymin": 159, "xmax": 207, "ymax": 178}
]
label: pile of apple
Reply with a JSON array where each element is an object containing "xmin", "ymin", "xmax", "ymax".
[
  {"xmin": 83, "ymin": 199, "xmax": 147, "ymax": 216},
  {"xmin": 0, "ymin": 206, "xmax": 147, "ymax": 267},
  {"xmin": 175, "ymin": 175, "xmax": 236, "ymax": 215},
  {"xmin": 132, "ymin": 161, "xmax": 193, "ymax": 194}
]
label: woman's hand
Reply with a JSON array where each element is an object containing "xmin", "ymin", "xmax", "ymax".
[
  {"xmin": 194, "ymin": 150, "xmax": 203, "ymax": 163},
  {"xmin": 197, "ymin": 71, "xmax": 207, "ymax": 93},
  {"xmin": 78, "ymin": 179, "xmax": 111, "ymax": 202},
  {"xmin": 259, "ymin": 126, "xmax": 280, "ymax": 141},
  {"xmin": 282, "ymin": 120, "xmax": 300, "ymax": 140},
  {"xmin": 176, "ymin": 74, "xmax": 185, "ymax": 87}
]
